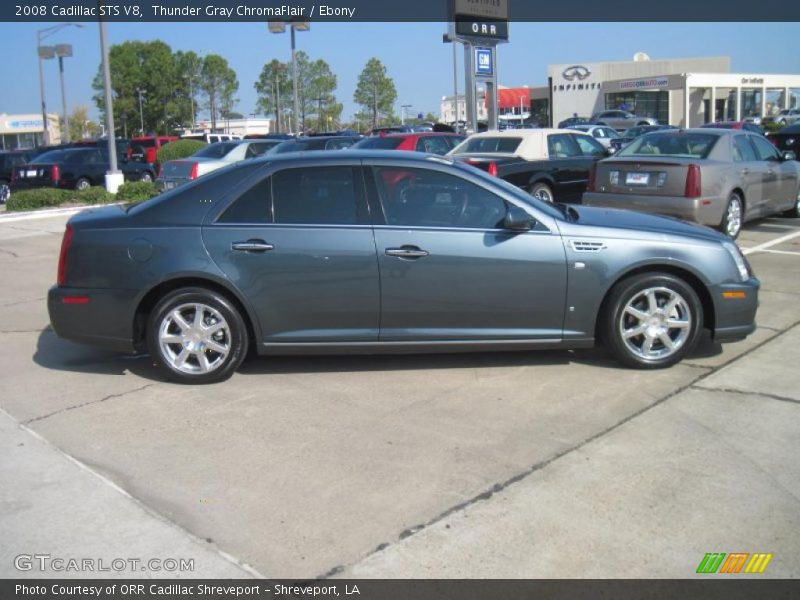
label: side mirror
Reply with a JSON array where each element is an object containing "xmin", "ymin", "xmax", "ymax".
[
  {"xmin": 503, "ymin": 205, "xmax": 535, "ymax": 231},
  {"xmin": 783, "ymin": 150, "xmax": 796, "ymax": 161}
]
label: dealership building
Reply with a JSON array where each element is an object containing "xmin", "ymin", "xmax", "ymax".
[
  {"xmin": 0, "ymin": 113, "xmax": 61, "ymax": 149},
  {"xmin": 441, "ymin": 55, "xmax": 800, "ymax": 129}
]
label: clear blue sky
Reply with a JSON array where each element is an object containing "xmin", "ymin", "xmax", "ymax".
[{"xmin": 1, "ymin": 21, "xmax": 798, "ymax": 123}]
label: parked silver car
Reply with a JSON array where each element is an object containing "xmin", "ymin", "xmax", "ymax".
[
  {"xmin": 583, "ymin": 129, "xmax": 800, "ymax": 239},
  {"xmin": 763, "ymin": 109, "xmax": 800, "ymax": 127},
  {"xmin": 565, "ymin": 124, "xmax": 621, "ymax": 150},
  {"xmin": 156, "ymin": 140, "xmax": 279, "ymax": 191},
  {"xmin": 591, "ymin": 110, "xmax": 658, "ymax": 131}
]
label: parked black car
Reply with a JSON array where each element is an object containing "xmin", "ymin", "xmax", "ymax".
[
  {"xmin": 0, "ymin": 150, "xmax": 36, "ymax": 203},
  {"xmin": 268, "ymin": 136, "xmax": 361, "ymax": 153},
  {"xmin": 11, "ymin": 147, "xmax": 155, "ymax": 192},
  {"xmin": 766, "ymin": 122, "xmax": 800, "ymax": 157},
  {"xmin": 72, "ymin": 138, "xmax": 133, "ymax": 160},
  {"xmin": 609, "ymin": 125, "xmax": 677, "ymax": 153}
]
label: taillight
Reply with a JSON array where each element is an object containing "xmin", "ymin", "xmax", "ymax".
[
  {"xmin": 51, "ymin": 165, "xmax": 60, "ymax": 183},
  {"xmin": 487, "ymin": 162, "xmax": 498, "ymax": 177},
  {"xmin": 587, "ymin": 162, "xmax": 597, "ymax": 192},
  {"xmin": 57, "ymin": 224, "xmax": 73, "ymax": 287},
  {"xmin": 189, "ymin": 162, "xmax": 199, "ymax": 180},
  {"xmin": 146, "ymin": 148, "xmax": 157, "ymax": 163},
  {"xmin": 685, "ymin": 164, "xmax": 701, "ymax": 198}
]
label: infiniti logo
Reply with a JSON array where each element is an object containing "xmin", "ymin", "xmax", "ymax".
[{"xmin": 562, "ymin": 65, "xmax": 591, "ymax": 81}]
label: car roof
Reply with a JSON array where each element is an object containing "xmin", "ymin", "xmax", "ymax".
[
  {"xmin": 380, "ymin": 132, "xmax": 461, "ymax": 138},
  {"xmin": 255, "ymin": 149, "xmax": 457, "ymax": 164}
]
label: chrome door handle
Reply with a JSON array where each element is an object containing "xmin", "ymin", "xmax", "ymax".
[
  {"xmin": 231, "ymin": 240, "xmax": 274, "ymax": 252},
  {"xmin": 385, "ymin": 246, "xmax": 429, "ymax": 259},
  {"xmin": 739, "ymin": 168, "xmax": 749, "ymax": 175}
]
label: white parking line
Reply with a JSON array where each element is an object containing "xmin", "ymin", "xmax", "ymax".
[
  {"xmin": 754, "ymin": 249, "xmax": 800, "ymax": 257},
  {"xmin": 0, "ymin": 206, "xmax": 88, "ymax": 223},
  {"xmin": 742, "ymin": 230, "xmax": 800, "ymax": 256}
]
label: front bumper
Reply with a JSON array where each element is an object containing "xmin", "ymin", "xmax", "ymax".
[
  {"xmin": 583, "ymin": 192, "xmax": 726, "ymax": 227},
  {"xmin": 711, "ymin": 277, "xmax": 760, "ymax": 342},
  {"xmin": 48, "ymin": 286, "xmax": 138, "ymax": 352}
]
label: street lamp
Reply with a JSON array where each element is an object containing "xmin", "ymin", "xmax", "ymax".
[
  {"xmin": 54, "ymin": 44, "xmax": 73, "ymax": 143},
  {"xmin": 443, "ymin": 34, "xmax": 460, "ymax": 127},
  {"xmin": 37, "ymin": 23, "xmax": 82, "ymax": 145},
  {"xmin": 136, "ymin": 87, "xmax": 146, "ymax": 134},
  {"xmin": 268, "ymin": 20, "xmax": 309, "ymax": 135},
  {"xmin": 400, "ymin": 104, "xmax": 413, "ymax": 125}
]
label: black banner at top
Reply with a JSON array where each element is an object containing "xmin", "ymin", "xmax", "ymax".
[{"xmin": 2, "ymin": 0, "xmax": 800, "ymax": 22}]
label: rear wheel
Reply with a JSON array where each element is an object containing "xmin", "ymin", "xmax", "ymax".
[
  {"xmin": 75, "ymin": 177, "xmax": 91, "ymax": 191},
  {"xmin": 718, "ymin": 193, "xmax": 743, "ymax": 239},
  {"xmin": 146, "ymin": 287, "xmax": 249, "ymax": 384},
  {"xmin": 139, "ymin": 171, "xmax": 153, "ymax": 183},
  {"xmin": 602, "ymin": 273, "xmax": 703, "ymax": 369},
  {"xmin": 529, "ymin": 182, "xmax": 554, "ymax": 203},
  {"xmin": 637, "ymin": 121, "xmax": 650, "ymax": 127}
]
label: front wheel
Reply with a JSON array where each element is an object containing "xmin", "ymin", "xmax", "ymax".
[
  {"xmin": 602, "ymin": 273, "xmax": 703, "ymax": 369},
  {"xmin": 718, "ymin": 193, "xmax": 744, "ymax": 239},
  {"xmin": 146, "ymin": 287, "xmax": 249, "ymax": 384},
  {"xmin": 0, "ymin": 180, "xmax": 10, "ymax": 204},
  {"xmin": 529, "ymin": 182, "xmax": 554, "ymax": 203},
  {"xmin": 782, "ymin": 188, "xmax": 800, "ymax": 218}
]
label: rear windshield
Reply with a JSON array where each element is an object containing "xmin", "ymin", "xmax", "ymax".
[
  {"xmin": 133, "ymin": 139, "xmax": 155, "ymax": 148},
  {"xmin": 353, "ymin": 137, "xmax": 404, "ymax": 150},
  {"xmin": 451, "ymin": 137, "xmax": 522, "ymax": 154},
  {"xmin": 193, "ymin": 142, "xmax": 238, "ymax": 158},
  {"xmin": 618, "ymin": 132, "xmax": 718, "ymax": 159}
]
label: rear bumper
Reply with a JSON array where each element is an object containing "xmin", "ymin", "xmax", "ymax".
[
  {"xmin": 155, "ymin": 178, "xmax": 190, "ymax": 192},
  {"xmin": 583, "ymin": 192, "xmax": 726, "ymax": 227},
  {"xmin": 48, "ymin": 286, "xmax": 137, "ymax": 352},
  {"xmin": 711, "ymin": 278, "xmax": 760, "ymax": 342}
]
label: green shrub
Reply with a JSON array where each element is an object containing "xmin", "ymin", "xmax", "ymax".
[
  {"xmin": 77, "ymin": 186, "xmax": 114, "ymax": 205},
  {"xmin": 762, "ymin": 121, "xmax": 783, "ymax": 134},
  {"xmin": 6, "ymin": 188, "xmax": 73, "ymax": 211},
  {"xmin": 157, "ymin": 139, "xmax": 206, "ymax": 163},
  {"xmin": 116, "ymin": 181, "xmax": 158, "ymax": 204}
]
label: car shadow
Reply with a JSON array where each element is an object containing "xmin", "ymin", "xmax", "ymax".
[{"xmin": 34, "ymin": 325, "xmax": 721, "ymax": 380}]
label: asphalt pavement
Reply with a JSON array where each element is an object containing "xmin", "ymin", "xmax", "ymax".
[{"xmin": 0, "ymin": 207, "xmax": 798, "ymax": 579}]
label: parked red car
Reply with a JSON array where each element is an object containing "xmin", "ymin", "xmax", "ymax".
[
  {"xmin": 351, "ymin": 132, "xmax": 465, "ymax": 155},
  {"xmin": 128, "ymin": 135, "xmax": 179, "ymax": 164}
]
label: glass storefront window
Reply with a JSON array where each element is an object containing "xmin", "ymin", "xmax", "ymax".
[
  {"xmin": 605, "ymin": 91, "xmax": 669, "ymax": 124},
  {"xmin": 726, "ymin": 90, "xmax": 738, "ymax": 121},
  {"xmin": 790, "ymin": 88, "xmax": 800, "ymax": 110},
  {"xmin": 741, "ymin": 88, "xmax": 763, "ymax": 119},
  {"xmin": 766, "ymin": 89, "xmax": 785, "ymax": 116}
]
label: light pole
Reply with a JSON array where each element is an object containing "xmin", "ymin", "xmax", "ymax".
[
  {"xmin": 400, "ymin": 104, "xmax": 413, "ymax": 125},
  {"xmin": 36, "ymin": 23, "xmax": 82, "ymax": 145},
  {"xmin": 54, "ymin": 44, "xmax": 73, "ymax": 143},
  {"xmin": 268, "ymin": 20, "xmax": 309, "ymax": 135},
  {"xmin": 443, "ymin": 34, "xmax": 460, "ymax": 127},
  {"xmin": 98, "ymin": 18, "xmax": 122, "ymax": 192},
  {"xmin": 136, "ymin": 87, "xmax": 145, "ymax": 134}
]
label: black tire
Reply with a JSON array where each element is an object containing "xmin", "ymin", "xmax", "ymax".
[
  {"xmin": 139, "ymin": 171, "xmax": 153, "ymax": 183},
  {"xmin": 717, "ymin": 193, "xmax": 744, "ymax": 239},
  {"xmin": 782, "ymin": 187, "xmax": 800, "ymax": 218},
  {"xmin": 75, "ymin": 177, "xmax": 91, "ymax": 191},
  {"xmin": 637, "ymin": 121, "xmax": 650, "ymax": 127},
  {"xmin": 529, "ymin": 181, "xmax": 555, "ymax": 203},
  {"xmin": 601, "ymin": 273, "xmax": 703, "ymax": 369},
  {"xmin": 146, "ymin": 287, "xmax": 249, "ymax": 384},
  {"xmin": 0, "ymin": 179, "xmax": 10, "ymax": 204}
]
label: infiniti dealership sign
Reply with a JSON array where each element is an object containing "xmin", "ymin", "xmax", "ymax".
[{"xmin": 562, "ymin": 65, "xmax": 592, "ymax": 81}]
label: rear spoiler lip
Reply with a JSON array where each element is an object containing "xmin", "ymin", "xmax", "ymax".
[{"xmin": 601, "ymin": 160, "xmax": 685, "ymax": 168}]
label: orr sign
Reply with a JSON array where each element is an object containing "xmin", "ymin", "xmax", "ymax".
[{"xmin": 452, "ymin": 0, "xmax": 509, "ymax": 42}]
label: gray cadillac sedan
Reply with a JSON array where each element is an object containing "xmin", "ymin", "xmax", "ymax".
[
  {"xmin": 49, "ymin": 151, "xmax": 758, "ymax": 383},
  {"xmin": 583, "ymin": 129, "xmax": 800, "ymax": 238}
]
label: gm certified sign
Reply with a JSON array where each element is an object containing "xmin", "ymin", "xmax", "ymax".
[{"xmin": 562, "ymin": 65, "xmax": 592, "ymax": 81}]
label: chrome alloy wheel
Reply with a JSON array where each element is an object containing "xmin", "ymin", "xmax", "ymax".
[
  {"xmin": 158, "ymin": 303, "xmax": 231, "ymax": 375},
  {"xmin": 532, "ymin": 186, "xmax": 553, "ymax": 202},
  {"xmin": 618, "ymin": 287, "xmax": 692, "ymax": 361},
  {"xmin": 725, "ymin": 196, "xmax": 743, "ymax": 238}
]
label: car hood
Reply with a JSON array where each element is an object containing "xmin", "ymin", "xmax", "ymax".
[{"xmin": 562, "ymin": 205, "xmax": 725, "ymax": 244}]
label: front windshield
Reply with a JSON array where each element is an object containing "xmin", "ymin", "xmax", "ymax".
[
  {"xmin": 453, "ymin": 161, "xmax": 565, "ymax": 221},
  {"xmin": 618, "ymin": 132, "xmax": 718, "ymax": 159},
  {"xmin": 451, "ymin": 137, "xmax": 522, "ymax": 154},
  {"xmin": 193, "ymin": 142, "xmax": 238, "ymax": 159}
]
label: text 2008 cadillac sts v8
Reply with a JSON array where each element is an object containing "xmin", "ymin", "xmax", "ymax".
[{"xmin": 49, "ymin": 151, "xmax": 758, "ymax": 383}]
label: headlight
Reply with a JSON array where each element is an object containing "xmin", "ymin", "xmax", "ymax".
[{"xmin": 722, "ymin": 241, "xmax": 750, "ymax": 281}]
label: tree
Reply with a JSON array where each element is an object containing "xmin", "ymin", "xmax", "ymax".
[
  {"xmin": 353, "ymin": 58, "xmax": 397, "ymax": 129},
  {"xmin": 175, "ymin": 50, "xmax": 203, "ymax": 129},
  {"xmin": 198, "ymin": 54, "xmax": 238, "ymax": 132},
  {"xmin": 92, "ymin": 40, "xmax": 183, "ymax": 136},
  {"xmin": 306, "ymin": 59, "xmax": 340, "ymax": 131},
  {"xmin": 254, "ymin": 59, "xmax": 291, "ymax": 133},
  {"xmin": 67, "ymin": 105, "xmax": 101, "ymax": 140}
]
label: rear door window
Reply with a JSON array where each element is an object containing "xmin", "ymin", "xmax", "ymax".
[
  {"xmin": 271, "ymin": 166, "xmax": 359, "ymax": 225},
  {"xmin": 218, "ymin": 177, "xmax": 272, "ymax": 224},
  {"xmin": 547, "ymin": 134, "xmax": 581, "ymax": 158},
  {"xmin": 733, "ymin": 136, "xmax": 758, "ymax": 162}
]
